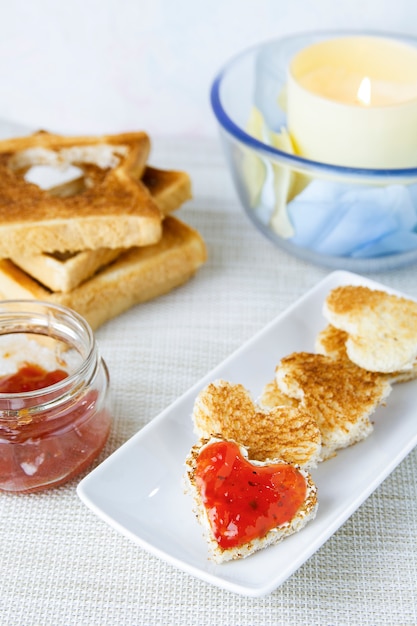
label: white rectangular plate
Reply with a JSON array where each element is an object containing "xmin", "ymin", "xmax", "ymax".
[{"xmin": 77, "ymin": 271, "xmax": 417, "ymax": 596}]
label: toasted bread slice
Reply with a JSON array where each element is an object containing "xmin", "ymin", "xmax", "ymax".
[
  {"xmin": 276, "ymin": 352, "xmax": 391, "ymax": 460},
  {"xmin": 0, "ymin": 216, "xmax": 207, "ymax": 330},
  {"xmin": 185, "ymin": 436, "xmax": 318, "ymax": 563},
  {"xmin": 323, "ymin": 285, "xmax": 417, "ymax": 373},
  {"xmin": 10, "ymin": 248, "xmax": 123, "ymax": 294},
  {"xmin": 193, "ymin": 380, "xmax": 321, "ymax": 469},
  {"xmin": 316, "ymin": 323, "xmax": 417, "ymax": 384},
  {"xmin": 9, "ymin": 166, "xmax": 192, "ymax": 292},
  {"xmin": 0, "ymin": 131, "xmax": 164, "ymax": 256}
]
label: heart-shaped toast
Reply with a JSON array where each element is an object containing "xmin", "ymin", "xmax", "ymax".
[
  {"xmin": 276, "ymin": 351, "xmax": 391, "ymax": 460},
  {"xmin": 323, "ymin": 285, "xmax": 417, "ymax": 373},
  {"xmin": 193, "ymin": 379, "xmax": 321, "ymax": 469},
  {"xmin": 185, "ymin": 438, "xmax": 318, "ymax": 562}
]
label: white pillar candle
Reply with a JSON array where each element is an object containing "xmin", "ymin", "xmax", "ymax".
[{"xmin": 287, "ymin": 36, "xmax": 417, "ymax": 169}]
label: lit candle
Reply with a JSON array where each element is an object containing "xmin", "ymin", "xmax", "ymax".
[{"xmin": 287, "ymin": 36, "xmax": 417, "ymax": 168}]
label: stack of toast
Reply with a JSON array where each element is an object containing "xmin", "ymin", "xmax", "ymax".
[
  {"xmin": 185, "ymin": 284, "xmax": 417, "ymax": 563},
  {"xmin": 0, "ymin": 131, "xmax": 207, "ymax": 329}
]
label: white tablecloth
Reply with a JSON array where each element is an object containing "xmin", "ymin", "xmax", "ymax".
[{"xmin": 2, "ymin": 134, "xmax": 417, "ymax": 626}]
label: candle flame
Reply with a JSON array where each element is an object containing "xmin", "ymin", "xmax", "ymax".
[{"xmin": 357, "ymin": 77, "xmax": 371, "ymax": 106}]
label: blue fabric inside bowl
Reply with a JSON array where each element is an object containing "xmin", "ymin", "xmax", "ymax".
[{"xmin": 287, "ymin": 180, "xmax": 417, "ymax": 258}]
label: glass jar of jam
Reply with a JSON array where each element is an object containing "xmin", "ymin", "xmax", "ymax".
[{"xmin": 0, "ymin": 300, "xmax": 111, "ymax": 493}]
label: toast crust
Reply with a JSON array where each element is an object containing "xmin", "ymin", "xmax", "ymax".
[{"xmin": 0, "ymin": 216, "xmax": 207, "ymax": 330}]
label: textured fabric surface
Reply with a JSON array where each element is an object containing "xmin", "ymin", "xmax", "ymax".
[{"xmin": 1, "ymin": 135, "xmax": 417, "ymax": 626}]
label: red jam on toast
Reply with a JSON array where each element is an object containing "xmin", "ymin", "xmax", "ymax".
[{"xmin": 194, "ymin": 440, "xmax": 308, "ymax": 550}]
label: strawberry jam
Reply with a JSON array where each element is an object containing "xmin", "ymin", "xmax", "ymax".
[
  {"xmin": 0, "ymin": 301, "xmax": 111, "ymax": 494},
  {"xmin": 0, "ymin": 363, "xmax": 68, "ymax": 393},
  {"xmin": 0, "ymin": 361, "xmax": 111, "ymax": 494},
  {"xmin": 194, "ymin": 440, "xmax": 307, "ymax": 550}
]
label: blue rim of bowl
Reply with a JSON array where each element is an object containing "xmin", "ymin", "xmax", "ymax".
[{"xmin": 210, "ymin": 30, "xmax": 417, "ymax": 182}]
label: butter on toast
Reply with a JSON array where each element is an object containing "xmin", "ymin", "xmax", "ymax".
[
  {"xmin": 275, "ymin": 352, "xmax": 392, "ymax": 460},
  {"xmin": 0, "ymin": 131, "xmax": 163, "ymax": 256},
  {"xmin": 193, "ymin": 379, "xmax": 321, "ymax": 468},
  {"xmin": 0, "ymin": 130, "xmax": 150, "ymax": 178},
  {"xmin": 0, "ymin": 216, "xmax": 207, "ymax": 330},
  {"xmin": 185, "ymin": 436, "xmax": 318, "ymax": 563},
  {"xmin": 10, "ymin": 166, "xmax": 192, "ymax": 292},
  {"xmin": 323, "ymin": 285, "xmax": 417, "ymax": 373}
]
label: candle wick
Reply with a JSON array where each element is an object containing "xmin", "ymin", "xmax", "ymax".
[{"xmin": 357, "ymin": 77, "xmax": 371, "ymax": 106}]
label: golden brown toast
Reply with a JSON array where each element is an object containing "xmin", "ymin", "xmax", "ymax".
[
  {"xmin": 275, "ymin": 352, "xmax": 392, "ymax": 460},
  {"xmin": 10, "ymin": 248, "xmax": 123, "ymax": 294},
  {"xmin": 192, "ymin": 379, "xmax": 321, "ymax": 468},
  {"xmin": 323, "ymin": 285, "xmax": 417, "ymax": 373},
  {"xmin": 141, "ymin": 166, "xmax": 192, "ymax": 215},
  {"xmin": 10, "ymin": 166, "xmax": 192, "ymax": 292},
  {"xmin": 0, "ymin": 130, "xmax": 164, "ymax": 256},
  {"xmin": 0, "ymin": 216, "xmax": 207, "ymax": 330}
]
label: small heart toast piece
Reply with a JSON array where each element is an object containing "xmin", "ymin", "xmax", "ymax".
[
  {"xmin": 323, "ymin": 285, "xmax": 417, "ymax": 374},
  {"xmin": 185, "ymin": 437, "xmax": 318, "ymax": 563},
  {"xmin": 276, "ymin": 352, "xmax": 392, "ymax": 460},
  {"xmin": 193, "ymin": 379, "xmax": 321, "ymax": 469}
]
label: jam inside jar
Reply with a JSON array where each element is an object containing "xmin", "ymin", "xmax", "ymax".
[{"xmin": 0, "ymin": 300, "xmax": 112, "ymax": 493}]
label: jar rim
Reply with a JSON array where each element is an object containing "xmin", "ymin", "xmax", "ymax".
[{"xmin": 0, "ymin": 299, "xmax": 96, "ymax": 402}]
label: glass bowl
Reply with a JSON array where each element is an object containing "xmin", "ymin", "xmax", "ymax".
[{"xmin": 210, "ymin": 30, "xmax": 417, "ymax": 271}]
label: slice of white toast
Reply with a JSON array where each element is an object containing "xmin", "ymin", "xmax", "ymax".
[
  {"xmin": 185, "ymin": 436, "xmax": 318, "ymax": 563},
  {"xmin": 0, "ymin": 131, "xmax": 163, "ymax": 256},
  {"xmin": 9, "ymin": 166, "xmax": 192, "ymax": 292},
  {"xmin": 323, "ymin": 285, "xmax": 417, "ymax": 373},
  {"xmin": 0, "ymin": 216, "xmax": 207, "ymax": 330},
  {"xmin": 276, "ymin": 352, "xmax": 392, "ymax": 461},
  {"xmin": 10, "ymin": 248, "xmax": 123, "ymax": 294},
  {"xmin": 193, "ymin": 379, "xmax": 321, "ymax": 469}
]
